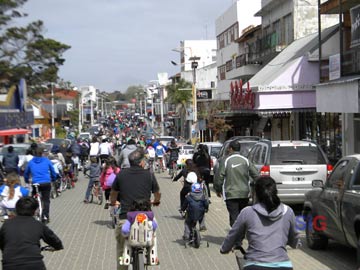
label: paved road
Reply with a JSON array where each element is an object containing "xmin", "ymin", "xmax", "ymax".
[{"xmin": 35, "ymin": 170, "xmax": 357, "ymax": 270}]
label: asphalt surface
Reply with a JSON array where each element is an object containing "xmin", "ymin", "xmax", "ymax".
[{"xmin": 3, "ymin": 169, "xmax": 356, "ymax": 270}]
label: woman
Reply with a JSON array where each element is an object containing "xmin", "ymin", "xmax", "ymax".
[
  {"xmin": 220, "ymin": 177, "xmax": 300, "ymax": 270},
  {"xmin": 193, "ymin": 144, "xmax": 211, "ymax": 200}
]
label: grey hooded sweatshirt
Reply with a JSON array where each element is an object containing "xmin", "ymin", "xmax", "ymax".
[
  {"xmin": 118, "ymin": 144, "xmax": 137, "ymax": 169},
  {"xmin": 220, "ymin": 203, "xmax": 299, "ymax": 264}
]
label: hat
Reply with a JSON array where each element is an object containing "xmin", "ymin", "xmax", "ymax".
[
  {"xmin": 191, "ymin": 183, "xmax": 202, "ymax": 193},
  {"xmin": 186, "ymin": 172, "xmax": 198, "ymax": 184}
]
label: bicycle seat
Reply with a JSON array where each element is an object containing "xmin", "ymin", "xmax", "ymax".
[{"xmin": 32, "ymin": 183, "xmax": 40, "ymax": 186}]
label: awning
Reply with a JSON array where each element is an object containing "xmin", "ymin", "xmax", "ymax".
[{"xmin": 0, "ymin": 128, "xmax": 31, "ymax": 136}]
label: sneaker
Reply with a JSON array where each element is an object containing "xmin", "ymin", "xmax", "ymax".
[
  {"xmin": 104, "ymin": 202, "xmax": 109, "ymax": 209},
  {"xmin": 42, "ymin": 217, "xmax": 50, "ymax": 224},
  {"xmin": 182, "ymin": 235, "xmax": 190, "ymax": 241},
  {"xmin": 200, "ymin": 226, "xmax": 207, "ymax": 232},
  {"xmin": 83, "ymin": 199, "xmax": 89, "ymax": 204}
]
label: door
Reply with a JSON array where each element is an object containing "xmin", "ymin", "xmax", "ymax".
[{"xmin": 319, "ymin": 158, "xmax": 351, "ymax": 241}]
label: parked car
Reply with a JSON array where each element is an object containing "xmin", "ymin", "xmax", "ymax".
[
  {"xmin": 176, "ymin": 144, "xmax": 194, "ymax": 167},
  {"xmin": 194, "ymin": 142, "xmax": 223, "ymax": 179},
  {"xmin": 158, "ymin": 136, "xmax": 176, "ymax": 147},
  {"xmin": 45, "ymin": 138, "xmax": 71, "ymax": 149},
  {"xmin": 213, "ymin": 136, "xmax": 261, "ymax": 183},
  {"xmin": 78, "ymin": 132, "xmax": 91, "ymax": 141},
  {"xmin": 247, "ymin": 140, "xmax": 333, "ymax": 204},
  {"xmin": 0, "ymin": 143, "xmax": 31, "ymax": 169},
  {"xmin": 302, "ymin": 154, "xmax": 360, "ymax": 261}
]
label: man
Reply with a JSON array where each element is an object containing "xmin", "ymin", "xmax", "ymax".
[
  {"xmin": 214, "ymin": 140, "xmax": 259, "ymax": 228},
  {"xmin": 24, "ymin": 147, "xmax": 57, "ymax": 223},
  {"xmin": 118, "ymin": 139, "xmax": 137, "ymax": 169},
  {"xmin": 110, "ymin": 148, "xmax": 161, "ymax": 270},
  {"xmin": 2, "ymin": 146, "xmax": 19, "ymax": 174}
]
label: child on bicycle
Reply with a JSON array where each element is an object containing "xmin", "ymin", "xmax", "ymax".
[
  {"xmin": 0, "ymin": 197, "xmax": 63, "ymax": 270},
  {"xmin": 0, "ymin": 172, "xmax": 29, "ymax": 220},
  {"xmin": 99, "ymin": 156, "xmax": 120, "ymax": 209},
  {"xmin": 120, "ymin": 200, "xmax": 159, "ymax": 266},
  {"xmin": 181, "ymin": 182, "xmax": 209, "ymax": 241},
  {"xmin": 83, "ymin": 157, "xmax": 102, "ymax": 203}
]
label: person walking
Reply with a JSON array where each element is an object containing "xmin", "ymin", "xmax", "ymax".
[
  {"xmin": 110, "ymin": 148, "xmax": 161, "ymax": 270},
  {"xmin": 24, "ymin": 147, "xmax": 57, "ymax": 223},
  {"xmin": 220, "ymin": 176, "xmax": 300, "ymax": 270},
  {"xmin": 2, "ymin": 146, "xmax": 19, "ymax": 174},
  {"xmin": 214, "ymin": 140, "xmax": 259, "ymax": 228}
]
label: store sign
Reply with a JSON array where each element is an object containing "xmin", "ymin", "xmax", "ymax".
[
  {"xmin": 230, "ymin": 80, "xmax": 255, "ymax": 110},
  {"xmin": 350, "ymin": 4, "xmax": 360, "ymax": 48},
  {"xmin": 329, "ymin": 54, "xmax": 341, "ymax": 81},
  {"xmin": 197, "ymin": 89, "xmax": 212, "ymax": 99}
]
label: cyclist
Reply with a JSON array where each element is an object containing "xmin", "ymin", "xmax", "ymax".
[
  {"xmin": 0, "ymin": 197, "xmax": 63, "ymax": 270},
  {"xmin": 24, "ymin": 147, "xmax": 57, "ymax": 224},
  {"xmin": 99, "ymin": 137, "xmax": 113, "ymax": 164},
  {"xmin": 83, "ymin": 156, "xmax": 101, "ymax": 203},
  {"xmin": 155, "ymin": 142, "xmax": 166, "ymax": 172},
  {"xmin": 118, "ymin": 139, "xmax": 137, "ymax": 169},
  {"xmin": 145, "ymin": 144, "xmax": 156, "ymax": 171},
  {"xmin": 166, "ymin": 139, "xmax": 179, "ymax": 171}
]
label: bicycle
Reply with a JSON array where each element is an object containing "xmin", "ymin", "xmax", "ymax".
[
  {"xmin": 88, "ymin": 180, "xmax": 103, "ymax": 205},
  {"xmin": 119, "ymin": 212, "xmax": 159, "ymax": 270},
  {"xmin": 169, "ymin": 159, "xmax": 178, "ymax": 180},
  {"xmin": 184, "ymin": 222, "xmax": 209, "ymax": 249},
  {"xmin": 32, "ymin": 183, "xmax": 43, "ymax": 222},
  {"xmin": 63, "ymin": 165, "xmax": 75, "ymax": 189}
]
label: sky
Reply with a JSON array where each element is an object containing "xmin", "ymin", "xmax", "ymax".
[{"xmin": 21, "ymin": 0, "xmax": 259, "ymax": 92}]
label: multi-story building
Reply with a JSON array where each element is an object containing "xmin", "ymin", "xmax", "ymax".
[{"xmin": 316, "ymin": 0, "xmax": 360, "ymax": 157}]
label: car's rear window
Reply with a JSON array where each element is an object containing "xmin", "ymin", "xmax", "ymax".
[
  {"xmin": 239, "ymin": 142, "xmax": 257, "ymax": 157},
  {"xmin": 210, "ymin": 146, "xmax": 221, "ymax": 157},
  {"xmin": 1, "ymin": 146, "xmax": 28, "ymax": 155},
  {"xmin": 270, "ymin": 146, "xmax": 326, "ymax": 165}
]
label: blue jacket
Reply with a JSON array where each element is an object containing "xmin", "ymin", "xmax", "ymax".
[{"xmin": 24, "ymin": 157, "xmax": 57, "ymax": 184}]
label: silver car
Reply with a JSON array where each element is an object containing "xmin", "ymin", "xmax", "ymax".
[{"xmin": 247, "ymin": 140, "xmax": 333, "ymax": 204}]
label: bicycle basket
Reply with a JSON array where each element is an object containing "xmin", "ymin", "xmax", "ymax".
[{"xmin": 128, "ymin": 213, "xmax": 154, "ymax": 247}]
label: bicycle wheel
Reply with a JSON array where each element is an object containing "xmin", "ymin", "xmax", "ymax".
[
  {"xmin": 193, "ymin": 229, "xmax": 201, "ymax": 248},
  {"xmin": 133, "ymin": 250, "xmax": 145, "ymax": 270},
  {"xmin": 89, "ymin": 187, "xmax": 94, "ymax": 203},
  {"xmin": 66, "ymin": 176, "xmax": 72, "ymax": 189},
  {"xmin": 50, "ymin": 183, "xmax": 57, "ymax": 199}
]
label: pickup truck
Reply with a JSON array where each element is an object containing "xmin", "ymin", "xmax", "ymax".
[{"xmin": 303, "ymin": 154, "xmax": 360, "ymax": 265}]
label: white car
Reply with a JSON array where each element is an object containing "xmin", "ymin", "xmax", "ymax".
[
  {"xmin": 177, "ymin": 144, "xmax": 194, "ymax": 167},
  {"xmin": 194, "ymin": 142, "xmax": 223, "ymax": 177}
]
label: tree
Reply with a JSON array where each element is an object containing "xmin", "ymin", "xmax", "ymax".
[
  {"xmin": 165, "ymin": 79, "xmax": 192, "ymax": 138},
  {"xmin": 0, "ymin": 0, "xmax": 70, "ymax": 91},
  {"xmin": 124, "ymin": 85, "xmax": 144, "ymax": 101},
  {"xmin": 206, "ymin": 101, "xmax": 232, "ymax": 141}
]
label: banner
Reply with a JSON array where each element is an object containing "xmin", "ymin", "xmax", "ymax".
[{"xmin": 350, "ymin": 4, "xmax": 360, "ymax": 48}]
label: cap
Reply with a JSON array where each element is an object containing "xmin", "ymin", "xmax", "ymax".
[{"xmin": 186, "ymin": 172, "xmax": 198, "ymax": 184}]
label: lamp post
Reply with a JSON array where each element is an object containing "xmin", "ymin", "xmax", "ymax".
[{"xmin": 189, "ymin": 56, "xmax": 200, "ymax": 141}]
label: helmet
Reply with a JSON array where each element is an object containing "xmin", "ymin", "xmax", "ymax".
[
  {"xmin": 186, "ymin": 172, "xmax": 198, "ymax": 184},
  {"xmin": 191, "ymin": 183, "xmax": 202, "ymax": 193}
]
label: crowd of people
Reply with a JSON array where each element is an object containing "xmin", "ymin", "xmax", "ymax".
[{"xmin": 0, "ymin": 113, "xmax": 302, "ymax": 270}]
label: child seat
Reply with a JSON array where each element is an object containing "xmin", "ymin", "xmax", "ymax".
[{"xmin": 119, "ymin": 213, "xmax": 159, "ymax": 266}]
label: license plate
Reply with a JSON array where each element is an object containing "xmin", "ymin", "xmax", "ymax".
[{"xmin": 292, "ymin": 177, "xmax": 305, "ymax": 181}]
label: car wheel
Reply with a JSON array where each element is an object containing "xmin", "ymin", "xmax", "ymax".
[{"xmin": 305, "ymin": 213, "xmax": 328, "ymax": 250}]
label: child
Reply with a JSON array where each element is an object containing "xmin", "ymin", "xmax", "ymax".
[
  {"xmin": 120, "ymin": 200, "xmax": 159, "ymax": 266},
  {"xmin": 99, "ymin": 156, "xmax": 120, "ymax": 209},
  {"xmin": 83, "ymin": 157, "xmax": 101, "ymax": 203},
  {"xmin": 0, "ymin": 172, "xmax": 29, "ymax": 219},
  {"xmin": 0, "ymin": 197, "xmax": 63, "ymax": 269},
  {"xmin": 181, "ymin": 182, "xmax": 209, "ymax": 241}
]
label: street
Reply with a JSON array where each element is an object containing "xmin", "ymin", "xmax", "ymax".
[{"xmin": 31, "ymin": 170, "xmax": 358, "ymax": 270}]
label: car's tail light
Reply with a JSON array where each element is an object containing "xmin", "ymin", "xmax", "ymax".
[
  {"xmin": 210, "ymin": 158, "xmax": 214, "ymax": 169},
  {"xmin": 260, "ymin": 165, "xmax": 270, "ymax": 176},
  {"xmin": 327, "ymin": 164, "xmax": 333, "ymax": 177}
]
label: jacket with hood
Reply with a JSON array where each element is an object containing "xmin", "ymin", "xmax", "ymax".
[
  {"xmin": 118, "ymin": 144, "xmax": 137, "ymax": 169},
  {"xmin": 181, "ymin": 191, "xmax": 209, "ymax": 222},
  {"xmin": 214, "ymin": 152, "xmax": 258, "ymax": 200},
  {"xmin": 24, "ymin": 157, "xmax": 57, "ymax": 184},
  {"xmin": 220, "ymin": 203, "xmax": 299, "ymax": 265},
  {"xmin": 2, "ymin": 152, "xmax": 19, "ymax": 171}
]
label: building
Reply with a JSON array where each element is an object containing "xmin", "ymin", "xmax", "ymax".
[{"xmin": 316, "ymin": 0, "xmax": 360, "ymax": 157}]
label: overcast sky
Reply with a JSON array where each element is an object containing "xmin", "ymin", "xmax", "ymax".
[{"xmin": 21, "ymin": 0, "xmax": 260, "ymax": 92}]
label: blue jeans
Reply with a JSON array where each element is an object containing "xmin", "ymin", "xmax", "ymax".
[{"xmin": 85, "ymin": 178, "xmax": 96, "ymax": 200}]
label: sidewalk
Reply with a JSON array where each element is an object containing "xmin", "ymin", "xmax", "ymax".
[{"xmin": 39, "ymin": 170, "xmax": 356, "ymax": 270}]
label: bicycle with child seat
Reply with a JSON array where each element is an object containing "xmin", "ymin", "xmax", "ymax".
[
  {"xmin": 119, "ymin": 212, "xmax": 159, "ymax": 270},
  {"xmin": 32, "ymin": 183, "xmax": 43, "ymax": 222}
]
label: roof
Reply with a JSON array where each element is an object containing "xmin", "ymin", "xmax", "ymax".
[{"xmin": 249, "ymin": 25, "xmax": 338, "ymax": 92}]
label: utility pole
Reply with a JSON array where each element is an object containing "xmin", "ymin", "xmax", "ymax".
[
  {"xmin": 51, "ymin": 83, "xmax": 56, "ymax": 138},
  {"xmin": 160, "ymin": 86, "xmax": 165, "ymax": 136},
  {"xmin": 189, "ymin": 56, "xmax": 200, "ymax": 141}
]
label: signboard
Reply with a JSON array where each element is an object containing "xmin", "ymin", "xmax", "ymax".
[
  {"xmin": 197, "ymin": 89, "xmax": 212, "ymax": 100},
  {"xmin": 350, "ymin": 4, "xmax": 360, "ymax": 48},
  {"xmin": 329, "ymin": 54, "xmax": 341, "ymax": 81}
]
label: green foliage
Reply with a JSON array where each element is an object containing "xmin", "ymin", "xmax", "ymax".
[
  {"xmin": 0, "ymin": 0, "xmax": 70, "ymax": 89},
  {"xmin": 124, "ymin": 85, "xmax": 144, "ymax": 101},
  {"xmin": 165, "ymin": 78, "xmax": 192, "ymax": 106}
]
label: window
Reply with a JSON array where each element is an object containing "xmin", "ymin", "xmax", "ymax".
[
  {"xmin": 226, "ymin": 60, "xmax": 233, "ymax": 72},
  {"xmin": 350, "ymin": 162, "xmax": 360, "ymax": 188},
  {"xmin": 326, "ymin": 159, "xmax": 349, "ymax": 189},
  {"xmin": 270, "ymin": 146, "xmax": 326, "ymax": 165},
  {"xmin": 283, "ymin": 13, "xmax": 293, "ymax": 45}
]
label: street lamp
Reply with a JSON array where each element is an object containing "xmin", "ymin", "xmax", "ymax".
[
  {"xmin": 51, "ymin": 83, "xmax": 55, "ymax": 138},
  {"xmin": 189, "ymin": 56, "xmax": 200, "ymax": 141}
]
